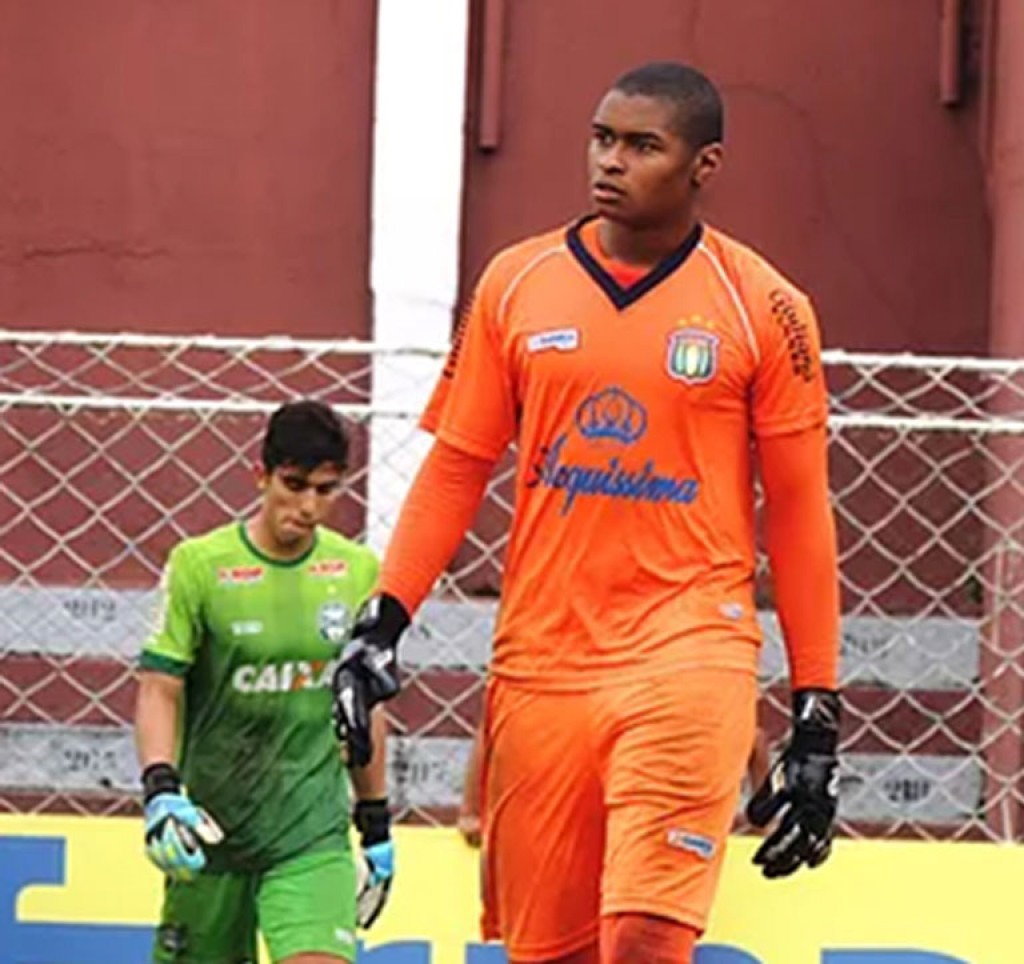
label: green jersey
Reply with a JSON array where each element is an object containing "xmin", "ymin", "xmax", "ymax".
[{"xmin": 140, "ymin": 521, "xmax": 379, "ymax": 873}]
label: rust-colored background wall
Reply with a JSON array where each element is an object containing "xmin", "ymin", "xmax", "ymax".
[
  {"xmin": 0, "ymin": 0, "xmax": 376, "ymax": 337},
  {"xmin": 460, "ymin": 0, "xmax": 991, "ymax": 354}
]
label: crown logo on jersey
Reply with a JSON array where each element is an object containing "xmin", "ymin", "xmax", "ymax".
[
  {"xmin": 574, "ymin": 387, "xmax": 647, "ymax": 444},
  {"xmin": 667, "ymin": 328, "xmax": 719, "ymax": 384}
]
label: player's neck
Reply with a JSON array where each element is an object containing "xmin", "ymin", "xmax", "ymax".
[
  {"xmin": 596, "ymin": 213, "xmax": 700, "ymax": 269},
  {"xmin": 245, "ymin": 515, "xmax": 315, "ymax": 562}
]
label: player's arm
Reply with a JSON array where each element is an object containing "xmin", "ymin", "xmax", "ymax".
[
  {"xmin": 379, "ymin": 440, "xmax": 497, "ymax": 615},
  {"xmin": 746, "ymin": 725, "xmax": 772, "ymax": 795},
  {"xmin": 348, "ymin": 705, "xmax": 389, "ymax": 800},
  {"xmin": 759, "ymin": 425, "xmax": 839, "ymax": 690},
  {"xmin": 352, "ymin": 254, "xmax": 515, "ymax": 637},
  {"xmin": 346, "ymin": 706, "xmax": 394, "ymax": 929},
  {"xmin": 333, "ymin": 254, "xmax": 516, "ymax": 756},
  {"xmin": 747, "ymin": 284, "xmax": 841, "ymax": 878},
  {"xmin": 457, "ymin": 721, "xmax": 485, "ymax": 847},
  {"xmin": 135, "ymin": 545, "xmax": 222, "ymax": 881},
  {"xmin": 331, "ymin": 441, "xmax": 495, "ymax": 768},
  {"xmin": 135, "ymin": 670, "xmax": 183, "ymax": 769}
]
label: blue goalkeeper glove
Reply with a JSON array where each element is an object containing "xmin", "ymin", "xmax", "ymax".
[
  {"xmin": 142, "ymin": 763, "xmax": 224, "ymax": 883},
  {"xmin": 746, "ymin": 689, "xmax": 840, "ymax": 879},
  {"xmin": 353, "ymin": 798, "xmax": 394, "ymax": 930},
  {"xmin": 332, "ymin": 594, "xmax": 409, "ymax": 766}
]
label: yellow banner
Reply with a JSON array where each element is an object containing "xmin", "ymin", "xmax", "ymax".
[{"xmin": 0, "ymin": 815, "xmax": 1019, "ymax": 963}]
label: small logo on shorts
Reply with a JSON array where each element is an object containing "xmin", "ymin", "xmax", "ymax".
[
  {"xmin": 335, "ymin": 927, "xmax": 356, "ymax": 948},
  {"xmin": 667, "ymin": 829, "xmax": 716, "ymax": 860},
  {"xmin": 231, "ymin": 620, "xmax": 263, "ymax": 637},
  {"xmin": 157, "ymin": 923, "xmax": 187, "ymax": 955},
  {"xmin": 719, "ymin": 601, "xmax": 745, "ymax": 620}
]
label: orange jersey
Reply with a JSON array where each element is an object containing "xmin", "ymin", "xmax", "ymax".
[{"xmin": 422, "ymin": 216, "xmax": 828, "ymax": 689}]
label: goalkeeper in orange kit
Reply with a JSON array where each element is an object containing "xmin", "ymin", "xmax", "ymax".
[{"xmin": 332, "ymin": 61, "xmax": 841, "ymax": 963}]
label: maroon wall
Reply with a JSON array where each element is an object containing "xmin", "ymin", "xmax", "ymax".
[
  {"xmin": 981, "ymin": 0, "xmax": 1024, "ymax": 839},
  {"xmin": 0, "ymin": 0, "xmax": 376, "ymax": 337},
  {"xmin": 460, "ymin": 0, "xmax": 991, "ymax": 354}
]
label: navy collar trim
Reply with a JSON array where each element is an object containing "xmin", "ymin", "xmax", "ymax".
[{"xmin": 566, "ymin": 215, "xmax": 704, "ymax": 310}]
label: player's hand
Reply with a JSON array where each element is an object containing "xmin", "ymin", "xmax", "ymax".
[
  {"xmin": 353, "ymin": 798, "xmax": 394, "ymax": 930},
  {"xmin": 142, "ymin": 763, "xmax": 224, "ymax": 882},
  {"xmin": 332, "ymin": 594, "xmax": 409, "ymax": 766},
  {"xmin": 457, "ymin": 809, "xmax": 482, "ymax": 848},
  {"xmin": 746, "ymin": 689, "xmax": 840, "ymax": 879}
]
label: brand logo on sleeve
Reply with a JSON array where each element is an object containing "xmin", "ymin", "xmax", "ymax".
[
  {"xmin": 217, "ymin": 565, "xmax": 264, "ymax": 585},
  {"xmin": 769, "ymin": 288, "xmax": 814, "ymax": 382},
  {"xmin": 526, "ymin": 328, "xmax": 580, "ymax": 353},
  {"xmin": 308, "ymin": 559, "xmax": 349, "ymax": 578}
]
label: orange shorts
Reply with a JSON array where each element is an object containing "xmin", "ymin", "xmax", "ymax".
[{"xmin": 479, "ymin": 667, "xmax": 757, "ymax": 961}]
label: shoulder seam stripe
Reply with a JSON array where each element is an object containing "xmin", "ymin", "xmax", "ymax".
[
  {"xmin": 496, "ymin": 244, "xmax": 567, "ymax": 324},
  {"xmin": 697, "ymin": 243, "xmax": 760, "ymax": 364}
]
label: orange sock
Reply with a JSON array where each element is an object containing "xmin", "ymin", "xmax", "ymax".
[{"xmin": 600, "ymin": 913, "xmax": 698, "ymax": 964}]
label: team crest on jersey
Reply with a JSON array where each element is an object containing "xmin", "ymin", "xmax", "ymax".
[
  {"xmin": 666, "ymin": 328, "xmax": 719, "ymax": 384},
  {"xmin": 318, "ymin": 601, "xmax": 353, "ymax": 645}
]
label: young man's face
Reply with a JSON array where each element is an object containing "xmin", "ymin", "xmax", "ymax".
[
  {"xmin": 258, "ymin": 461, "xmax": 344, "ymax": 548},
  {"xmin": 588, "ymin": 90, "xmax": 721, "ymax": 229}
]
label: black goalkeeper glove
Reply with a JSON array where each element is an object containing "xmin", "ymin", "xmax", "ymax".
[
  {"xmin": 746, "ymin": 688, "xmax": 840, "ymax": 879},
  {"xmin": 332, "ymin": 593, "xmax": 409, "ymax": 766},
  {"xmin": 353, "ymin": 799, "xmax": 394, "ymax": 929}
]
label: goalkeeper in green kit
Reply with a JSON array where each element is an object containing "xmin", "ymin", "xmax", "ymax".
[{"xmin": 135, "ymin": 400, "xmax": 393, "ymax": 964}]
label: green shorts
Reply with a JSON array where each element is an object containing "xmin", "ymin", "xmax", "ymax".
[{"xmin": 152, "ymin": 844, "xmax": 358, "ymax": 963}]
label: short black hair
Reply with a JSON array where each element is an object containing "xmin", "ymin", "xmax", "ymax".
[
  {"xmin": 612, "ymin": 61, "xmax": 724, "ymax": 148},
  {"xmin": 262, "ymin": 399, "xmax": 349, "ymax": 473}
]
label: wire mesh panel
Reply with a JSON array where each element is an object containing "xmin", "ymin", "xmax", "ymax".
[{"xmin": 0, "ymin": 331, "xmax": 1022, "ymax": 839}]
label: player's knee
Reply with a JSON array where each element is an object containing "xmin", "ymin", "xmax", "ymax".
[
  {"xmin": 511, "ymin": 942, "xmax": 599, "ymax": 964},
  {"xmin": 278, "ymin": 954, "xmax": 352, "ymax": 964},
  {"xmin": 600, "ymin": 912, "xmax": 698, "ymax": 964}
]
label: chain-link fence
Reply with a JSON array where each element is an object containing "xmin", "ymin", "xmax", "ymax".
[{"xmin": 0, "ymin": 331, "xmax": 1022, "ymax": 839}]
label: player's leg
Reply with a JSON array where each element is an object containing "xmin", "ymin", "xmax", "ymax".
[
  {"xmin": 153, "ymin": 870, "xmax": 258, "ymax": 963},
  {"xmin": 278, "ymin": 956, "xmax": 349, "ymax": 963},
  {"xmin": 508, "ymin": 944, "xmax": 599, "ymax": 964},
  {"xmin": 599, "ymin": 913, "xmax": 697, "ymax": 963},
  {"xmin": 598, "ymin": 667, "xmax": 757, "ymax": 963},
  {"xmin": 482, "ymin": 679, "xmax": 606, "ymax": 962},
  {"xmin": 258, "ymin": 842, "xmax": 358, "ymax": 964}
]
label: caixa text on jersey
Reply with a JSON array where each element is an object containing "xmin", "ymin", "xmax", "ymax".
[{"xmin": 232, "ymin": 659, "xmax": 337, "ymax": 694}]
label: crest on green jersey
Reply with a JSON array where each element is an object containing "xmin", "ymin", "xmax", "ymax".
[{"xmin": 318, "ymin": 601, "xmax": 353, "ymax": 645}]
